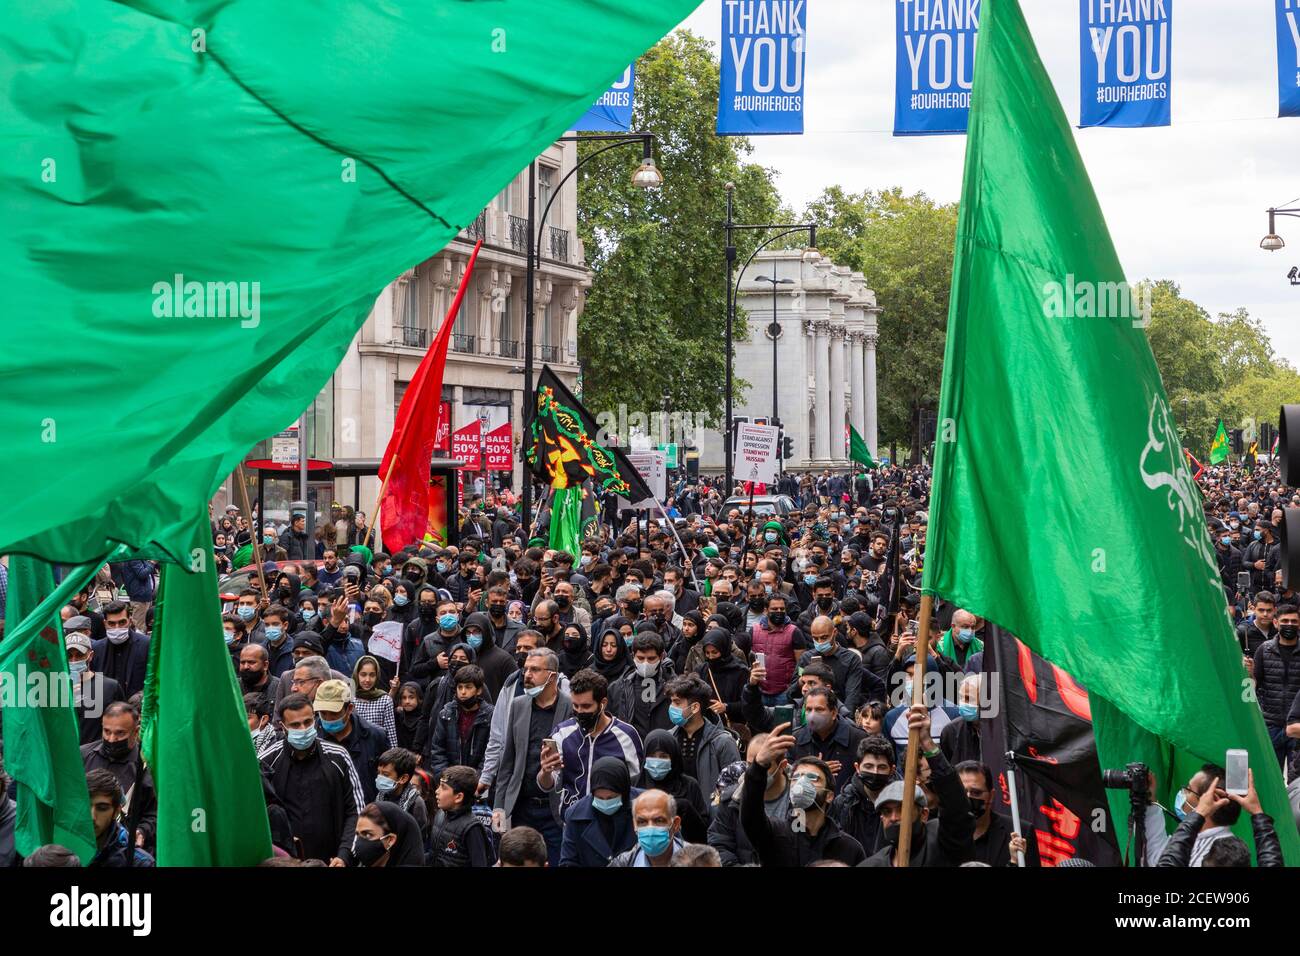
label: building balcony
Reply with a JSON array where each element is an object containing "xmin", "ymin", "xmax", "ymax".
[
  {"xmin": 398, "ymin": 325, "xmax": 428, "ymax": 348},
  {"xmin": 548, "ymin": 226, "xmax": 570, "ymax": 263},
  {"xmin": 465, "ymin": 209, "xmax": 487, "ymax": 242},
  {"xmin": 496, "ymin": 338, "xmax": 520, "ymax": 359},
  {"xmin": 539, "ymin": 344, "xmax": 559, "ymax": 363},
  {"xmin": 451, "ymin": 333, "xmax": 476, "ymax": 354},
  {"xmin": 508, "ymin": 215, "xmax": 529, "ymax": 254}
]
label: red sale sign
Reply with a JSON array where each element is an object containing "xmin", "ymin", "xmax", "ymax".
[
  {"xmin": 451, "ymin": 420, "xmax": 481, "ymax": 469},
  {"xmin": 485, "ymin": 422, "xmax": 513, "ymax": 472},
  {"xmin": 434, "ymin": 400, "xmax": 451, "ymax": 453}
]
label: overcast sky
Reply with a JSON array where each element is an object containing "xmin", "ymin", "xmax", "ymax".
[{"xmin": 675, "ymin": 1, "xmax": 1300, "ymax": 362}]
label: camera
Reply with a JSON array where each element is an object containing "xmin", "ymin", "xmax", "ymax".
[{"xmin": 1102, "ymin": 761, "xmax": 1150, "ymax": 797}]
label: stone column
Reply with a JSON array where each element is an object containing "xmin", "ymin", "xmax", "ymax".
[
  {"xmin": 829, "ymin": 327, "xmax": 847, "ymax": 462},
  {"xmin": 864, "ymin": 332, "xmax": 879, "ymax": 457},
  {"xmin": 849, "ymin": 332, "xmax": 865, "ymax": 438},
  {"xmin": 813, "ymin": 321, "xmax": 831, "ymax": 461}
]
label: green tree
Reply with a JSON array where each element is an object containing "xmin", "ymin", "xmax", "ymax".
[
  {"xmin": 804, "ymin": 186, "xmax": 957, "ymax": 452},
  {"xmin": 1144, "ymin": 280, "xmax": 1223, "ymax": 456},
  {"xmin": 576, "ymin": 30, "xmax": 785, "ymax": 425}
]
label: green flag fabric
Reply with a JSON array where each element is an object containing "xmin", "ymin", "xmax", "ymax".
[
  {"xmin": 849, "ymin": 424, "xmax": 877, "ymax": 469},
  {"xmin": 140, "ymin": 512, "xmax": 272, "ymax": 865},
  {"xmin": 1210, "ymin": 420, "xmax": 1230, "ymax": 465},
  {"xmin": 0, "ymin": 0, "xmax": 698, "ymax": 566},
  {"xmin": 548, "ymin": 486, "xmax": 585, "ymax": 561},
  {"xmin": 0, "ymin": 556, "xmax": 103, "ymax": 863},
  {"xmin": 922, "ymin": 0, "xmax": 1298, "ymax": 863}
]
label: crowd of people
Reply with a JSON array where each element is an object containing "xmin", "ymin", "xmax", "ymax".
[{"xmin": 2, "ymin": 458, "xmax": 1297, "ymax": 868}]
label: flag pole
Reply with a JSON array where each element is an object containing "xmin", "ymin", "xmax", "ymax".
[
  {"xmin": 1005, "ymin": 751, "xmax": 1026, "ymax": 867},
  {"xmin": 651, "ymin": 495, "xmax": 701, "ymax": 591},
  {"xmin": 896, "ymin": 590, "xmax": 934, "ymax": 868},
  {"xmin": 362, "ymin": 453, "xmax": 400, "ymax": 552},
  {"xmin": 234, "ymin": 462, "xmax": 269, "ymax": 600}
]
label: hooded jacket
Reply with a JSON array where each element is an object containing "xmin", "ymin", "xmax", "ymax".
[
  {"xmin": 635, "ymin": 729, "xmax": 710, "ymax": 844},
  {"xmin": 369, "ymin": 801, "xmax": 427, "ymax": 867},
  {"xmin": 671, "ymin": 713, "xmax": 742, "ymax": 797},
  {"xmin": 463, "ymin": 610, "xmax": 518, "ymax": 700},
  {"xmin": 559, "ymin": 757, "xmax": 642, "ymax": 868},
  {"xmin": 608, "ymin": 657, "xmax": 677, "ymax": 740},
  {"xmin": 591, "ymin": 616, "xmax": 632, "ymax": 681},
  {"xmin": 695, "ymin": 629, "xmax": 750, "ymax": 724},
  {"xmin": 408, "ymin": 586, "xmax": 458, "ymax": 686},
  {"xmin": 427, "ymin": 695, "xmax": 494, "ymax": 776},
  {"xmin": 557, "ymin": 621, "xmax": 595, "ymax": 678},
  {"xmin": 860, "ymin": 750, "xmax": 975, "ymax": 867}
]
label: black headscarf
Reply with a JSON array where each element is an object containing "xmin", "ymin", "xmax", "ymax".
[
  {"xmin": 589, "ymin": 755, "xmax": 635, "ymax": 845},
  {"xmin": 679, "ymin": 610, "xmax": 705, "ymax": 645},
  {"xmin": 394, "ymin": 681, "xmax": 426, "ymax": 746},
  {"xmin": 715, "ymin": 600, "xmax": 746, "ymax": 633},
  {"xmin": 558, "ymin": 621, "xmax": 593, "ymax": 678},
  {"xmin": 372, "ymin": 802, "xmax": 425, "ymax": 867},
  {"xmin": 636, "ymin": 729, "xmax": 690, "ymax": 794},
  {"xmin": 592, "ymin": 616, "xmax": 631, "ymax": 681}
]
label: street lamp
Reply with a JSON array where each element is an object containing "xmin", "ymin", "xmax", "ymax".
[
  {"xmin": 522, "ymin": 132, "xmax": 661, "ymax": 537},
  {"xmin": 723, "ymin": 183, "xmax": 815, "ymax": 495},
  {"xmin": 756, "ymin": 271, "xmax": 794, "ymax": 422},
  {"xmin": 1261, "ymin": 205, "xmax": 1300, "ymax": 251}
]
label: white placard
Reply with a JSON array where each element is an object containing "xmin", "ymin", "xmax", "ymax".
[
  {"xmin": 734, "ymin": 422, "xmax": 780, "ymax": 485},
  {"xmin": 617, "ymin": 450, "xmax": 666, "ymax": 510}
]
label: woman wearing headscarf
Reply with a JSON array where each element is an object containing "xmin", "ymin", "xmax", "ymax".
[
  {"xmin": 634, "ymin": 729, "xmax": 710, "ymax": 844},
  {"xmin": 697, "ymin": 629, "xmax": 749, "ymax": 725},
  {"xmin": 557, "ymin": 621, "xmax": 593, "ymax": 678},
  {"xmin": 591, "ymin": 616, "xmax": 632, "ymax": 682},
  {"xmin": 558, "ymin": 756, "xmax": 641, "ymax": 868},
  {"xmin": 351, "ymin": 802, "xmax": 426, "ymax": 867},
  {"xmin": 352, "ymin": 655, "xmax": 398, "ymax": 747},
  {"xmin": 388, "ymin": 581, "xmax": 418, "ymax": 626},
  {"xmin": 668, "ymin": 610, "xmax": 705, "ymax": 675}
]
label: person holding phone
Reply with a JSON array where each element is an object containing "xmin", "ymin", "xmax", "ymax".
[{"xmin": 1158, "ymin": 768, "xmax": 1283, "ymax": 867}]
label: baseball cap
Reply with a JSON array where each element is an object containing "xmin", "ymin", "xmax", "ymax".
[
  {"xmin": 64, "ymin": 615, "xmax": 92, "ymax": 634},
  {"xmin": 313, "ymin": 679, "xmax": 353, "ymax": 714},
  {"xmin": 874, "ymin": 780, "xmax": 927, "ymax": 810},
  {"xmin": 65, "ymin": 631, "xmax": 92, "ymax": 655}
]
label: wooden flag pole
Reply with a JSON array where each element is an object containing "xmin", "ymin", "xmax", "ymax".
[
  {"xmin": 896, "ymin": 590, "xmax": 934, "ymax": 868},
  {"xmin": 234, "ymin": 462, "xmax": 269, "ymax": 601}
]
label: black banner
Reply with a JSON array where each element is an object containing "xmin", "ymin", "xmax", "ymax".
[{"xmin": 982, "ymin": 624, "xmax": 1121, "ymax": 866}]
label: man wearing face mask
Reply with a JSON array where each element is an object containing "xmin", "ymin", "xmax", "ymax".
[
  {"xmin": 830, "ymin": 735, "xmax": 895, "ymax": 854},
  {"xmin": 486, "ymin": 584, "xmax": 523, "ymax": 654},
  {"xmin": 260, "ymin": 605, "xmax": 296, "ymax": 678},
  {"xmin": 959, "ymin": 761, "xmax": 1038, "ymax": 866},
  {"xmin": 797, "ymin": 615, "xmax": 872, "ymax": 713},
  {"xmin": 936, "ymin": 609, "xmax": 984, "ymax": 672},
  {"xmin": 66, "ymin": 628, "xmax": 125, "ymax": 745},
  {"xmin": 91, "ymin": 601, "xmax": 150, "ymax": 697},
  {"xmin": 480, "ymin": 631, "xmax": 573, "ymax": 798},
  {"xmin": 746, "ymin": 592, "xmax": 805, "ymax": 707},
  {"xmin": 665, "ymin": 675, "xmax": 740, "ymax": 795},
  {"xmin": 543, "ymin": 669, "xmax": 643, "ymax": 818},
  {"xmin": 314, "ymin": 679, "xmax": 388, "ymax": 804},
  {"xmin": 608, "ymin": 632, "xmax": 677, "ymax": 739},
  {"xmin": 493, "ymin": 648, "xmax": 572, "ymax": 864},
  {"xmin": 259, "ymin": 692, "xmax": 365, "ymax": 865},
  {"xmin": 238, "ymin": 643, "xmax": 280, "ymax": 701},
  {"xmin": 793, "ymin": 686, "xmax": 867, "ymax": 792},
  {"xmin": 459, "ymin": 610, "xmax": 516, "ymax": 700},
  {"xmin": 940, "ymin": 674, "xmax": 984, "ymax": 765},
  {"xmin": 609, "ymin": 789, "xmax": 686, "ymax": 867},
  {"xmin": 861, "ymin": 705, "xmax": 974, "ymax": 867},
  {"xmin": 741, "ymin": 725, "xmax": 865, "ymax": 866},
  {"xmin": 81, "ymin": 702, "xmax": 157, "ymax": 854},
  {"xmin": 1257, "ymin": 604, "xmax": 1300, "ymax": 766},
  {"xmin": 409, "ymin": 594, "xmax": 461, "ymax": 686}
]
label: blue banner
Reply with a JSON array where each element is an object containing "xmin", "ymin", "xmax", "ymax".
[
  {"xmin": 893, "ymin": 0, "xmax": 980, "ymax": 136},
  {"xmin": 571, "ymin": 65, "xmax": 634, "ymax": 132},
  {"xmin": 1280, "ymin": 0, "xmax": 1300, "ymax": 118},
  {"xmin": 1079, "ymin": 0, "xmax": 1172, "ymax": 128},
  {"xmin": 717, "ymin": 0, "xmax": 806, "ymax": 136}
]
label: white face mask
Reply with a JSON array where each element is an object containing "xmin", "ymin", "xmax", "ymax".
[
  {"xmin": 106, "ymin": 627, "xmax": 131, "ymax": 645},
  {"xmin": 634, "ymin": 660, "xmax": 659, "ymax": 679}
]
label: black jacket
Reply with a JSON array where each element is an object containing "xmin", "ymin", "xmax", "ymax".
[
  {"xmin": 427, "ymin": 699, "xmax": 494, "ymax": 776},
  {"xmin": 1156, "ymin": 810, "xmax": 1284, "ymax": 868},
  {"xmin": 860, "ymin": 750, "xmax": 975, "ymax": 867},
  {"xmin": 1253, "ymin": 637, "xmax": 1300, "ymax": 727},
  {"xmin": 739, "ymin": 760, "xmax": 865, "ymax": 866},
  {"xmin": 974, "ymin": 811, "xmax": 1041, "ymax": 867},
  {"xmin": 259, "ymin": 737, "xmax": 365, "ymax": 862},
  {"xmin": 830, "ymin": 775, "xmax": 885, "ymax": 856},
  {"xmin": 463, "ymin": 611, "xmax": 518, "ymax": 700},
  {"xmin": 90, "ymin": 630, "xmax": 150, "ymax": 697},
  {"xmin": 793, "ymin": 717, "xmax": 868, "ymax": 792},
  {"xmin": 323, "ymin": 713, "xmax": 389, "ymax": 804},
  {"xmin": 81, "ymin": 740, "xmax": 157, "ymax": 852},
  {"xmin": 608, "ymin": 661, "xmax": 677, "ymax": 741},
  {"xmin": 429, "ymin": 807, "xmax": 495, "ymax": 867},
  {"xmin": 796, "ymin": 643, "xmax": 877, "ymax": 712}
]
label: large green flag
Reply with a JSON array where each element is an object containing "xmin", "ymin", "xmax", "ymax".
[
  {"xmin": 849, "ymin": 424, "xmax": 877, "ymax": 469},
  {"xmin": 0, "ymin": 0, "xmax": 698, "ymax": 566},
  {"xmin": 139, "ymin": 512, "xmax": 272, "ymax": 865},
  {"xmin": 922, "ymin": 0, "xmax": 1298, "ymax": 863},
  {"xmin": 1210, "ymin": 420, "xmax": 1230, "ymax": 464},
  {"xmin": 0, "ymin": 556, "xmax": 102, "ymax": 863}
]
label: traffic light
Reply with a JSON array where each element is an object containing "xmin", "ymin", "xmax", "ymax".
[
  {"xmin": 1229, "ymin": 428, "xmax": 1244, "ymax": 456},
  {"xmin": 782, "ymin": 436, "xmax": 795, "ymax": 459}
]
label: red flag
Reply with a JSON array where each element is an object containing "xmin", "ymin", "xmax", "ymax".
[
  {"xmin": 379, "ymin": 240, "xmax": 482, "ymax": 551},
  {"xmin": 1184, "ymin": 447, "xmax": 1205, "ymax": 482}
]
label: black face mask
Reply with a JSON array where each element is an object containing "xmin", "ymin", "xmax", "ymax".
[
  {"xmin": 418, "ymin": 604, "xmax": 438, "ymax": 622},
  {"xmin": 458, "ymin": 694, "xmax": 480, "ymax": 710},
  {"xmin": 625, "ymin": 600, "xmax": 643, "ymax": 616},
  {"xmin": 967, "ymin": 797, "xmax": 987, "ymax": 818},
  {"xmin": 1282, "ymin": 624, "xmax": 1300, "ymax": 641},
  {"xmin": 768, "ymin": 611, "xmax": 787, "ymax": 626},
  {"xmin": 489, "ymin": 603, "xmax": 507, "ymax": 618},
  {"xmin": 859, "ymin": 771, "xmax": 892, "ymax": 793},
  {"xmin": 817, "ymin": 596, "xmax": 834, "ymax": 611},
  {"xmin": 749, "ymin": 598, "xmax": 766, "ymax": 611},
  {"xmin": 352, "ymin": 836, "xmax": 389, "ymax": 867},
  {"xmin": 555, "ymin": 595, "xmax": 571, "ymax": 610},
  {"xmin": 240, "ymin": 670, "xmax": 265, "ymax": 690},
  {"xmin": 364, "ymin": 611, "xmax": 382, "ymax": 626},
  {"xmin": 883, "ymin": 819, "xmax": 925, "ymax": 848},
  {"xmin": 103, "ymin": 738, "xmax": 131, "ymax": 760},
  {"xmin": 575, "ymin": 708, "xmax": 601, "ymax": 732}
]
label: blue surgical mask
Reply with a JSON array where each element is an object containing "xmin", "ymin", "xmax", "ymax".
[
  {"xmin": 592, "ymin": 795, "xmax": 623, "ymax": 815},
  {"xmin": 319, "ymin": 716, "xmax": 346, "ymax": 734},
  {"xmin": 223, "ymin": 629, "xmax": 237, "ymax": 646},
  {"xmin": 383, "ymin": 565, "xmax": 393, "ymax": 576},
  {"xmin": 813, "ymin": 639, "xmax": 832, "ymax": 654},
  {"xmin": 581, "ymin": 555, "xmax": 592, "ymax": 567},
  {"xmin": 524, "ymin": 675, "xmax": 550, "ymax": 698},
  {"xmin": 264, "ymin": 626, "xmax": 282, "ymax": 642},
  {"xmin": 645, "ymin": 757, "xmax": 672, "ymax": 780},
  {"xmin": 286, "ymin": 726, "xmax": 317, "ymax": 750},
  {"xmin": 375, "ymin": 774, "xmax": 397, "ymax": 793},
  {"xmin": 68, "ymin": 659, "xmax": 88, "ymax": 676},
  {"xmin": 439, "ymin": 613, "xmax": 459, "ymax": 631},
  {"xmin": 624, "ymin": 635, "xmax": 634, "ymax": 648},
  {"xmin": 302, "ymin": 610, "xmax": 318, "ymax": 625},
  {"xmin": 237, "ymin": 606, "xmax": 256, "ymax": 621},
  {"xmin": 466, "ymin": 633, "xmax": 483, "ymax": 650},
  {"xmin": 668, "ymin": 704, "xmax": 689, "ymax": 726},
  {"xmin": 764, "ymin": 531, "xmax": 778, "ymax": 543},
  {"xmin": 394, "ymin": 593, "xmax": 409, "ymax": 606},
  {"xmin": 1221, "ymin": 536, "xmax": 1231, "ymax": 546},
  {"xmin": 636, "ymin": 825, "xmax": 672, "ymax": 857},
  {"xmin": 958, "ymin": 703, "xmax": 980, "ymax": 722},
  {"xmin": 803, "ymin": 574, "xmax": 817, "ymax": 586},
  {"xmin": 436, "ymin": 561, "xmax": 449, "ymax": 574},
  {"xmin": 955, "ymin": 627, "xmax": 974, "ymax": 645},
  {"xmin": 1254, "ymin": 530, "xmax": 1263, "ymax": 541}
]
